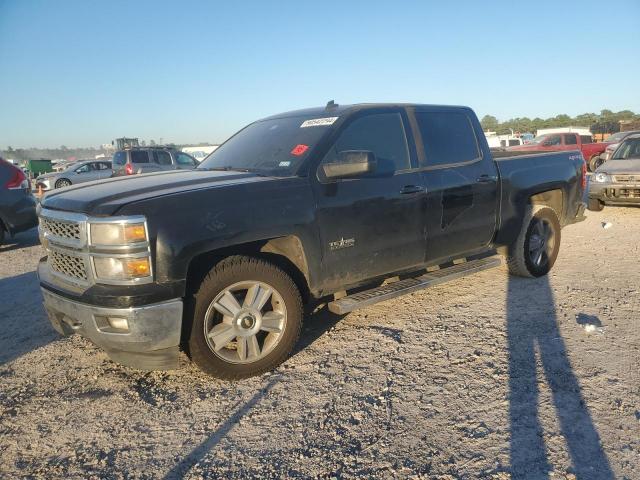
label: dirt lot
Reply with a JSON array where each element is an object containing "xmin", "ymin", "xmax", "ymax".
[{"xmin": 0, "ymin": 207, "xmax": 638, "ymax": 479}]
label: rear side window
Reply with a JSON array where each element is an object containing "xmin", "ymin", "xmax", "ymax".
[
  {"xmin": 152, "ymin": 151, "xmax": 172, "ymax": 165},
  {"xmin": 131, "ymin": 151, "xmax": 149, "ymax": 164},
  {"xmin": 323, "ymin": 113, "xmax": 410, "ymax": 172},
  {"xmin": 564, "ymin": 134, "xmax": 578, "ymax": 145},
  {"xmin": 113, "ymin": 151, "xmax": 126, "ymax": 165},
  {"xmin": 580, "ymin": 135, "xmax": 593, "ymax": 144},
  {"xmin": 415, "ymin": 111, "xmax": 480, "ymax": 167}
]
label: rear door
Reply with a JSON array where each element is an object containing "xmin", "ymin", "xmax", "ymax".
[
  {"xmin": 312, "ymin": 109, "xmax": 427, "ymax": 292},
  {"xmin": 112, "ymin": 151, "xmax": 127, "ymax": 176},
  {"xmin": 413, "ymin": 108, "xmax": 499, "ymax": 263},
  {"xmin": 150, "ymin": 150, "xmax": 173, "ymax": 171}
]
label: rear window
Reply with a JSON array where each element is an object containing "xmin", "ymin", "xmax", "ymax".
[
  {"xmin": 580, "ymin": 135, "xmax": 593, "ymax": 144},
  {"xmin": 131, "ymin": 151, "xmax": 150, "ymax": 164},
  {"xmin": 415, "ymin": 111, "xmax": 481, "ymax": 167},
  {"xmin": 113, "ymin": 151, "xmax": 126, "ymax": 165}
]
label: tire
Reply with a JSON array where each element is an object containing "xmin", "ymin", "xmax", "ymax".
[
  {"xmin": 55, "ymin": 178, "xmax": 72, "ymax": 188},
  {"xmin": 188, "ymin": 255, "xmax": 303, "ymax": 380},
  {"xmin": 0, "ymin": 225, "xmax": 5, "ymax": 246},
  {"xmin": 589, "ymin": 155, "xmax": 603, "ymax": 172},
  {"xmin": 588, "ymin": 198, "xmax": 604, "ymax": 212},
  {"xmin": 506, "ymin": 206, "xmax": 561, "ymax": 278}
]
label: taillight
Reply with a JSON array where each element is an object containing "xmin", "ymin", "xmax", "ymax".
[
  {"xmin": 5, "ymin": 165, "xmax": 28, "ymax": 190},
  {"xmin": 125, "ymin": 163, "xmax": 134, "ymax": 175},
  {"xmin": 581, "ymin": 160, "xmax": 587, "ymax": 190}
]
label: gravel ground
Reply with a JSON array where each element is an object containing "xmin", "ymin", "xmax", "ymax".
[{"xmin": 0, "ymin": 207, "xmax": 639, "ymax": 479}]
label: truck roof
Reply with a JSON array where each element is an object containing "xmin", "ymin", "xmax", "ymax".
[{"xmin": 263, "ymin": 103, "xmax": 472, "ymax": 121}]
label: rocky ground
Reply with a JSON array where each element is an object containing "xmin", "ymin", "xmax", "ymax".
[{"xmin": 0, "ymin": 207, "xmax": 638, "ymax": 479}]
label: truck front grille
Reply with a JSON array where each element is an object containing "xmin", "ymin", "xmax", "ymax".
[
  {"xmin": 613, "ymin": 175, "xmax": 639, "ymax": 183},
  {"xmin": 41, "ymin": 217, "xmax": 81, "ymax": 241},
  {"xmin": 49, "ymin": 250, "xmax": 88, "ymax": 281}
]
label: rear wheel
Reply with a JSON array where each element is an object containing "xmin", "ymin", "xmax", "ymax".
[
  {"xmin": 0, "ymin": 225, "xmax": 5, "ymax": 246},
  {"xmin": 588, "ymin": 198, "xmax": 604, "ymax": 212},
  {"xmin": 188, "ymin": 256, "xmax": 303, "ymax": 380},
  {"xmin": 506, "ymin": 206, "xmax": 561, "ymax": 278},
  {"xmin": 55, "ymin": 178, "xmax": 71, "ymax": 188}
]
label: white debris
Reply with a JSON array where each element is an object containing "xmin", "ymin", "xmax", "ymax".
[
  {"xmin": 602, "ymin": 222, "xmax": 613, "ymax": 229},
  {"xmin": 583, "ymin": 324, "xmax": 605, "ymax": 335}
]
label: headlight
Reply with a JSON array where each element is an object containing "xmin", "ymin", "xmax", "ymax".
[
  {"xmin": 594, "ymin": 173, "xmax": 609, "ymax": 183},
  {"xmin": 93, "ymin": 256, "xmax": 151, "ymax": 280},
  {"xmin": 90, "ymin": 222, "xmax": 147, "ymax": 245}
]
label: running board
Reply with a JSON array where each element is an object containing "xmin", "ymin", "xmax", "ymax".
[{"xmin": 328, "ymin": 256, "xmax": 502, "ymax": 315}]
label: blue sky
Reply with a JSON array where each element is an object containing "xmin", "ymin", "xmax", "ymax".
[{"xmin": 1, "ymin": 0, "xmax": 639, "ymax": 148}]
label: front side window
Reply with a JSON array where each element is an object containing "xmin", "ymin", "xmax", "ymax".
[
  {"xmin": 415, "ymin": 111, "xmax": 480, "ymax": 167},
  {"xmin": 131, "ymin": 151, "xmax": 149, "ymax": 164},
  {"xmin": 75, "ymin": 164, "xmax": 90, "ymax": 173},
  {"xmin": 564, "ymin": 134, "xmax": 578, "ymax": 145},
  {"xmin": 176, "ymin": 152, "xmax": 197, "ymax": 166},
  {"xmin": 152, "ymin": 150, "xmax": 172, "ymax": 165},
  {"xmin": 547, "ymin": 135, "xmax": 562, "ymax": 146},
  {"xmin": 322, "ymin": 113, "xmax": 410, "ymax": 173}
]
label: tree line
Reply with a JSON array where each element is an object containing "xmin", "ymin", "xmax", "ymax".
[{"xmin": 480, "ymin": 109, "xmax": 640, "ymax": 136}]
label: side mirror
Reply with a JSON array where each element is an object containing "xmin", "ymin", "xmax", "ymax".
[{"xmin": 322, "ymin": 151, "xmax": 377, "ymax": 180}]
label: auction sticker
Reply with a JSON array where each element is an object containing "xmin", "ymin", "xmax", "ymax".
[{"xmin": 300, "ymin": 117, "xmax": 338, "ymax": 128}]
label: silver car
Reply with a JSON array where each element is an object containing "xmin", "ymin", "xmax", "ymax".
[{"xmin": 36, "ymin": 160, "xmax": 113, "ymax": 190}]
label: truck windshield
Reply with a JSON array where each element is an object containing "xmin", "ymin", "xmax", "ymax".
[
  {"xmin": 199, "ymin": 114, "xmax": 337, "ymax": 176},
  {"xmin": 612, "ymin": 138, "xmax": 640, "ymax": 160}
]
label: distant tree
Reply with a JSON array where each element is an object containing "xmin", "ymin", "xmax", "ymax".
[
  {"xmin": 480, "ymin": 115, "xmax": 499, "ymax": 131},
  {"xmin": 590, "ymin": 121, "xmax": 619, "ymax": 135},
  {"xmin": 140, "ymin": 140, "xmax": 146, "ymax": 146},
  {"xmin": 149, "ymin": 139, "xmax": 156, "ymax": 146}
]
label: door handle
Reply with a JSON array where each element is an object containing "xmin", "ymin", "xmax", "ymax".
[
  {"xmin": 400, "ymin": 185, "xmax": 424, "ymax": 194},
  {"xmin": 476, "ymin": 174, "xmax": 497, "ymax": 183}
]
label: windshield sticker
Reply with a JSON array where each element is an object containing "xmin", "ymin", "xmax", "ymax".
[
  {"xmin": 300, "ymin": 117, "xmax": 338, "ymax": 128},
  {"xmin": 279, "ymin": 161, "xmax": 291, "ymax": 167},
  {"xmin": 290, "ymin": 144, "xmax": 309, "ymax": 156}
]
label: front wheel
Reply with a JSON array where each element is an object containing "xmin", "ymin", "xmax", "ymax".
[
  {"xmin": 588, "ymin": 198, "xmax": 604, "ymax": 212},
  {"xmin": 188, "ymin": 256, "xmax": 303, "ymax": 380},
  {"xmin": 506, "ymin": 206, "xmax": 561, "ymax": 278}
]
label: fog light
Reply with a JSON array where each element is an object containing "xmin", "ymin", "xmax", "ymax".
[{"xmin": 108, "ymin": 316, "xmax": 129, "ymax": 330}]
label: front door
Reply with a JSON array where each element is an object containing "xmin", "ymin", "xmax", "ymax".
[
  {"xmin": 412, "ymin": 109, "xmax": 499, "ymax": 263},
  {"xmin": 312, "ymin": 110, "xmax": 427, "ymax": 293}
]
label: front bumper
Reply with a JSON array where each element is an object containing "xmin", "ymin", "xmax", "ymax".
[
  {"xmin": 42, "ymin": 288, "xmax": 183, "ymax": 370},
  {"xmin": 589, "ymin": 182, "xmax": 640, "ymax": 205}
]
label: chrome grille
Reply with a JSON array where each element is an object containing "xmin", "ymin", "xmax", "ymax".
[
  {"xmin": 614, "ymin": 175, "xmax": 639, "ymax": 183},
  {"xmin": 41, "ymin": 217, "xmax": 81, "ymax": 240},
  {"xmin": 49, "ymin": 250, "xmax": 88, "ymax": 282}
]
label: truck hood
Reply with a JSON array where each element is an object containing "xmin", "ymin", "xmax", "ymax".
[
  {"xmin": 40, "ymin": 169, "xmax": 273, "ymax": 215},
  {"xmin": 597, "ymin": 159, "xmax": 640, "ymax": 174}
]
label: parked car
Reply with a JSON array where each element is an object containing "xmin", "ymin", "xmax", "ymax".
[
  {"xmin": 0, "ymin": 157, "xmax": 38, "ymax": 245},
  {"xmin": 507, "ymin": 132, "xmax": 610, "ymax": 172},
  {"xmin": 35, "ymin": 160, "xmax": 112, "ymax": 190},
  {"xmin": 37, "ymin": 103, "xmax": 586, "ymax": 379},
  {"xmin": 593, "ymin": 130, "xmax": 640, "ymax": 170},
  {"xmin": 588, "ymin": 133, "xmax": 640, "ymax": 211},
  {"xmin": 111, "ymin": 147, "xmax": 198, "ymax": 176}
]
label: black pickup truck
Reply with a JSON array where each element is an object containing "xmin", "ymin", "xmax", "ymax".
[{"xmin": 37, "ymin": 103, "xmax": 587, "ymax": 379}]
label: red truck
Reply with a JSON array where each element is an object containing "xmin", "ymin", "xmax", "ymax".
[{"xmin": 507, "ymin": 132, "xmax": 610, "ymax": 171}]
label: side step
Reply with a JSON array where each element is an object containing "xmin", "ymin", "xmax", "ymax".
[{"xmin": 328, "ymin": 256, "xmax": 502, "ymax": 315}]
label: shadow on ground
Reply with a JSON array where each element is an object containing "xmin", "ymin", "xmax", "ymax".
[
  {"xmin": 507, "ymin": 274, "xmax": 613, "ymax": 479},
  {"xmin": 0, "ymin": 227, "xmax": 40, "ymax": 253},
  {"xmin": 0, "ymin": 271, "xmax": 56, "ymax": 366}
]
